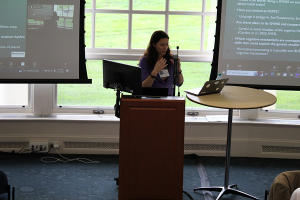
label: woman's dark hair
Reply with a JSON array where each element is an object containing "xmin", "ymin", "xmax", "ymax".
[{"xmin": 141, "ymin": 30, "xmax": 172, "ymax": 69}]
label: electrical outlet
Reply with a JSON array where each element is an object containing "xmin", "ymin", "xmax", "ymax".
[
  {"xmin": 49, "ymin": 143, "xmax": 59, "ymax": 149},
  {"xmin": 53, "ymin": 143, "xmax": 59, "ymax": 149},
  {"xmin": 29, "ymin": 142, "xmax": 48, "ymax": 152}
]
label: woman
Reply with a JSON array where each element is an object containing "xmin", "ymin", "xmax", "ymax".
[{"xmin": 139, "ymin": 30, "xmax": 184, "ymax": 96}]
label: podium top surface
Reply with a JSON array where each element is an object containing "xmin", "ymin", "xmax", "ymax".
[
  {"xmin": 121, "ymin": 95, "xmax": 185, "ymax": 101},
  {"xmin": 186, "ymin": 86, "xmax": 277, "ymax": 109}
]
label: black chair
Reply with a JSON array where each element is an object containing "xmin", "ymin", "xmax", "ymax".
[
  {"xmin": 265, "ymin": 189, "xmax": 269, "ymax": 200},
  {"xmin": 0, "ymin": 170, "xmax": 15, "ymax": 200}
]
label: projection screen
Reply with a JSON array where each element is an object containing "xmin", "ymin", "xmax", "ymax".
[
  {"xmin": 211, "ymin": 0, "xmax": 300, "ymax": 90},
  {"xmin": 0, "ymin": 0, "xmax": 91, "ymax": 83}
]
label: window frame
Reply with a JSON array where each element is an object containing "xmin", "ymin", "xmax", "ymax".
[
  {"xmin": 84, "ymin": 0, "xmax": 216, "ymax": 62},
  {"xmin": 52, "ymin": 0, "xmax": 300, "ymax": 118},
  {"xmin": 53, "ymin": 0, "xmax": 218, "ymax": 112}
]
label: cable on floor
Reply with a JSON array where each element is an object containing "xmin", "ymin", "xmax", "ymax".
[
  {"xmin": 183, "ymin": 190, "xmax": 194, "ymax": 200},
  {"xmin": 41, "ymin": 148, "xmax": 100, "ymax": 164}
]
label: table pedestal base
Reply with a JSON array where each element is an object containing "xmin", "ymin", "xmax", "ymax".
[{"xmin": 194, "ymin": 184, "xmax": 258, "ymax": 200}]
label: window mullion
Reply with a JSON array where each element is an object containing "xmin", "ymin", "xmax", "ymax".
[
  {"xmin": 165, "ymin": 0, "xmax": 169, "ymax": 33},
  {"xmin": 128, "ymin": 0, "xmax": 133, "ymax": 50},
  {"xmin": 91, "ymin": 0, "xmax": 96, "ymax": 49},
  {"xmin": 201, "ymin": 0, "xmax": 206, "ymax": 51},
  {"xmin": 53, "ymin": 84, "xmax": 58, "ymax": 109},
  {"xmin": 28, "ymin": 84, "xmax": 33, "ymax": 108}
]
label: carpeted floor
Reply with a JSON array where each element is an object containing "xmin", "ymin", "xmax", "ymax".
[{"xmin": 0, "ymin": 153, "xmax": 300, "ymax": 200}]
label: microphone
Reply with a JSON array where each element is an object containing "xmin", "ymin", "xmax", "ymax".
[
  {"xmin": 174, "ymin": 46, "xmax": 179, "ymax": 65},
  {"xmin": 176, "ymin": 46, "xmax": 180, "ymax": 96},
  {"xmin": 174, "ymin": 46, "xmax": 179, "ymax": 73},
  {"xmin": 173, "ymin": 46, "xmax": 180, "ymax": 96}
]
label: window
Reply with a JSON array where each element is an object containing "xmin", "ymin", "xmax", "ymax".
[
  {"xmin": 56, "ymin": 60, "xmax": 211, "ymax": 108},
  {"xmin": 84, "ymin": 0, "xmax": 216, "ymax": 60},
  {"xmin": 0, "ymin": 84, "xmax": 30, "ymax": 107},
  {"xmin": 263, "ymin": 90, "xmax": 300, "ymax": 111},
  {"xmin": 55, "ymin": 0, "xmax": 300, "ymax": 113},
  {"xmin": 56, "ymin": 0, "xmax": 217, "ymax": 109}
]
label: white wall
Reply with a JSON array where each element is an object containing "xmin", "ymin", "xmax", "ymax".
[{"xmin": 0, "ymin": 117, "xmax": 299, "ymax": 159}]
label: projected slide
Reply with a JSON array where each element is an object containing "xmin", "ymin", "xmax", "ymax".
[
  {"xmin": 27, "ymin": 4, "xmax": 74, "ymax": 30},
  {"xmin": 217, "ymin": 0, "xmax": 300, "ymax": 87},
  {"xmin": 223, "ymin": 0, "xmax": 300, "ymax": 61},
  {"xmin": 0, "ymin": 0, "xmax": 26, "ymax": 58},
  {"xmin": 0, "ymin": 0, "xmax": 80, "ymax": 80}
]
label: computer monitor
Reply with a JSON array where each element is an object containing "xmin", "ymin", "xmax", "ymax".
[{"xmin": 103, "ymin": 59, "xmax": 142, "ymax": 95}]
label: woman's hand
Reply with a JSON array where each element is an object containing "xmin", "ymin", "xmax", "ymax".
[
  {"xmin": 153, "ymin": 58, "xmax": 168, "ymax": 75},
  {"xmin": 142, "ymin": 58, "xmax": 168, "ymax": 87}
]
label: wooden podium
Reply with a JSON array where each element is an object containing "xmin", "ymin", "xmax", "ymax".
[{"xmin": 119, "ymin": 96, "xmax": 185, "ymax": 200}]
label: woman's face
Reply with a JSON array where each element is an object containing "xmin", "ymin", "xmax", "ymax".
[{"xmin": 153, "ymin": 38, "xmax": 169, "ymax": 58}]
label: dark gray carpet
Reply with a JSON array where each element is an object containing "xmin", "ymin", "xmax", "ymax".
[{"xmin": 1, "ymin": 153, "xmax": 299, "ymax": 200}]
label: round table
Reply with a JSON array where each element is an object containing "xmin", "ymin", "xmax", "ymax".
[{"xmin": 186, "ymin": 86, "xmax": 277, "ymax": 200}]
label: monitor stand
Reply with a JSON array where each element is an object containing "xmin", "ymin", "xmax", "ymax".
[{"xmin": 114, "ymin": 85, "xmax": 121, "ymax": 118}]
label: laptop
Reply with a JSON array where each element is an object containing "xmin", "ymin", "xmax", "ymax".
[{"xmin": 184, "ymin": 78, "xmax": 229, "ymax": 96}]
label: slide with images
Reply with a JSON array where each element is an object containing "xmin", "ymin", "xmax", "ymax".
[{"xmin": 0, "ymin": 0, "xmax": 81, "ymax": 80}]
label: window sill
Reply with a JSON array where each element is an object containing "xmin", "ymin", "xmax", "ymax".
[{"xmin": 0, "ymin": 113, "xmax": 299, "ymax": 126}]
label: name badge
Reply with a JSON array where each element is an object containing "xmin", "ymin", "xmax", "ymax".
[{"xmin": 159, "ymin": 68, "xmax": 170, "ymax": 78}]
